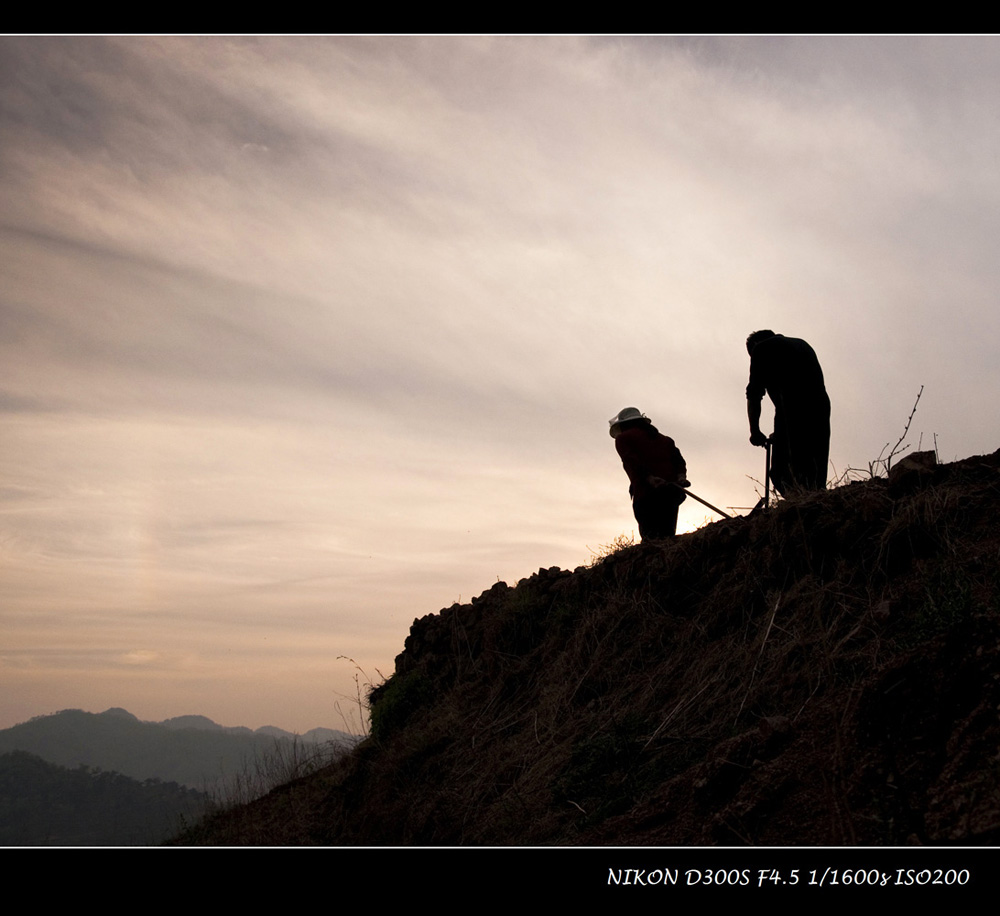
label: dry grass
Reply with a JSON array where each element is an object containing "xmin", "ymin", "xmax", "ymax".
[
  {"xmin": 170, "ymin": 736, "xmax": 355, "ymax": 845},
  {"xmin": 587, "ymin": 532, "xmax": 636, "ymax": 565},
  {"xmin": 182, "ymin": 448, "xmax": 1000, "ymax": 845}
]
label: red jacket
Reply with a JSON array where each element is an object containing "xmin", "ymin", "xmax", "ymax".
[{"xmin": 615, "ymin": 427, "xmax": 687, "ymax": 501}]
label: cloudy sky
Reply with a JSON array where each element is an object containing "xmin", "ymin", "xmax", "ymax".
[{"xmin": 2, "ymin": 36, "xmax": 998, "ymax": 734}]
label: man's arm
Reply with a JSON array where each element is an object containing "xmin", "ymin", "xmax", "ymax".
[
  {"xmin": 746, "ymin": 351, "xmax": 769, "ymax": 447},
  {"xmin": 674, "ymin": 443, "xmax": 689, "ymax": 487},
  {"xmin": 650, "ymin": 441, "xmax": 689, "ymax": 488},
  {"xmin": 747, "ymin": 397, "xmax": 767, "ymax": 447}
]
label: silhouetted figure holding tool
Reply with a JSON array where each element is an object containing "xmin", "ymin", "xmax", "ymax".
[
  {"xmin": 610, "ymin": 407, "xmax": 732, "ymax": 540},
  {"xmin": 610, "ymin": 407, "xmax": 691, "ymax": 541},
  {"xmin": 746, "ymin": 330, "xmax": 831, "ymax": 499}
]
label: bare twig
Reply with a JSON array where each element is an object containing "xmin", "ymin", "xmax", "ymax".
[
  {"xmin": 883, "ymin": 385, "xmax": 923, "ymax": 473},
  {"xmin": 839, "ymin": 385, "xmax": 925, "ymax": 482},
  {"xmin": 335, "ymin": 656, "xmax": 379, "ymax": 737}
]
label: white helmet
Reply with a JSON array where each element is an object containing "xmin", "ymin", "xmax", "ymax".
[{"xmin": 608, "ymin": 406, "xmax": 650, "ymax": 438}]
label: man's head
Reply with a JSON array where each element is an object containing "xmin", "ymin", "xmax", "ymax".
[
  {"xmin": 746, "ymin": 329, "xmax": 776, "ymax": 356},
  {"xmin": 609, "ymin": 406, "xmax": 650, "ymax": 438}
]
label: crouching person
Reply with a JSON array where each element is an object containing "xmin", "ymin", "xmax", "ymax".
[{"xmin": 609, "ymin": 407, "xmax": 689, "ymax": 541}]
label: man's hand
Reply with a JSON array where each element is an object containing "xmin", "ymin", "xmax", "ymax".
[
  {"xmin": 677, "ymin": 477, "xmax": 691, "ymax": 488},
  {"xmin": 648, "ymin": 475, "xmax": 667, "ymax": 488},
  {"xmin": 749, "ymin": 430, "xmax": 768, "ymax": 447}
]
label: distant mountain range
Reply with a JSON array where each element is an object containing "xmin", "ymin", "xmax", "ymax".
[
  {"xmin": 0, "ymin": 708, "xmax": 359, "ymax": 794},
  {"xmin": 0, "ymin": 749, "xmax": 209, "ymax": 846}
]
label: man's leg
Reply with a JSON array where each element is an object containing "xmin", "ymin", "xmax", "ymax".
[
  {"xmin": 789, "ymin": 419, "xmax": 829, "ymax": 490},
  {"xmin": 769, "ymin": 434, "xmax": 792, "ymax": 496},
  {"xmin": 633, "ymin": 492, "xmax": 679, "ymax": 541}
]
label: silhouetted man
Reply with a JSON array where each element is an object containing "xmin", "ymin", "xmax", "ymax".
[
  {"xmin": 746, "ymin": 330, "xmax": 830, "ymax": 495},
  {"xmin": 609, "ymin": 407, "xmax": 689, "ymax": 541}
]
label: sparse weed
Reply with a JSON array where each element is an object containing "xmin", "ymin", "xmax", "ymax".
[
  {"xmin": 187, "ymin": 733, "xmax": 353, "ymax": 843},
  {"xmin": 214, "ymin": 738, "xmax": 334, "ymax": 807},
  {"xmin": 335, "ymin": 656, "xmax": 385, "ymax": 738},
  {"xmin": 587, "ymin": 532, "xmax": 635, "ymax": 565}
]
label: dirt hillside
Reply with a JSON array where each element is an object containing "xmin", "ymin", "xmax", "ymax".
[{"xmin": 179, "ymin": 450, "xmax": 1000, "ymax": 845}]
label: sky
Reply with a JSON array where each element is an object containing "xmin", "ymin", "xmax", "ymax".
[{"xmin": 2, "ymin": 36, "xmax": 999, "ymax": 734}]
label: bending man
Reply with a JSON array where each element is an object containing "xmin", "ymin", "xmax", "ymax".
[
  {"xmin": 746, "ymin": 330, "xmax": 830, "ymax": 494},
  {"xmin": 610, "ymin": 407, "xmax": 689, "ymax": 541}
]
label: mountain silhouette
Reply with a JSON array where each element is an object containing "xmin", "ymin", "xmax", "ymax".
[{"xmin": 0, "ymin": 709, "xmax": 357, "ymax": 794}]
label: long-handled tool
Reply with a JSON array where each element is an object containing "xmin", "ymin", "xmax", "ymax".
[
  {"xmin": 750, "ymin": 437, "xmax": 772, "ymax": 514},
  {"xmin": 669, "ymin": 483, "xmax": 732, "ymax": 519}
]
